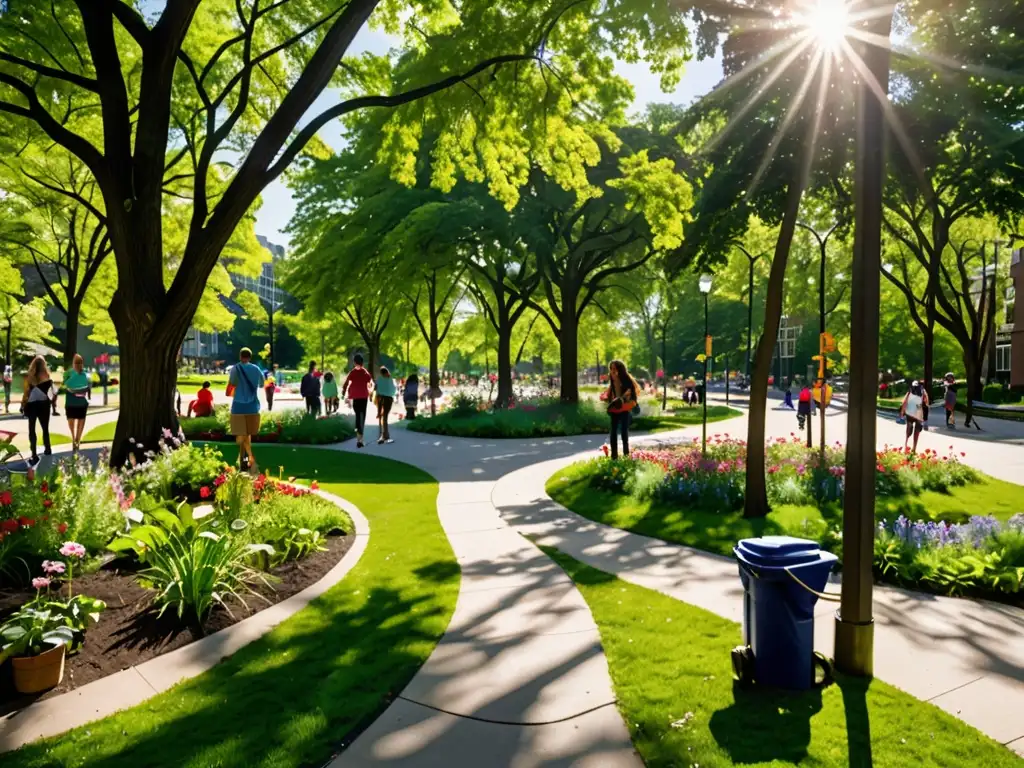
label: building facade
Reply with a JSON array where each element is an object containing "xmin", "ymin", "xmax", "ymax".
[{"xmin": 180, "ymin": 236, "xmax": 286, "ymax": 365}]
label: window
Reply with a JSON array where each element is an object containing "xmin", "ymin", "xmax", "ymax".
[
  {"xmin": 996, "ymin": 344, "xmax": 1011, "ymax": 374},
  {"xmin": 1006, "ymin": 285, "xmax": 1016, "ymax": 325},
  {"xmin": 777, "ymin": 316, "xmax": 801, "ymax": 359}
]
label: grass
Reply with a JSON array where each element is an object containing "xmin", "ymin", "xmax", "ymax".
[
  {"xmin": 407, "ymin": 401, "xmax": 741, "ymax": 439},
  {"xmin": 4, "ymin": 445, "xmax": 458, "ymax": 768},
  {"xmin": 541, "ymin": 546, "xmax": 1021, "ymax": 768},
  {"xmin": 81, "ymin": 420, "xmax": 116, "ymax": 443},
  {"xmin": 546, "ymin": 463, "xmax": 1023, "ymax": 559}
]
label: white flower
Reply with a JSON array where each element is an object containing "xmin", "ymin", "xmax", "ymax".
[
  {"xmin": 192, "ymin": 505, "xmax": 215, "ymax": 519},
  {"xmin": 123, "ymin": 508, "xmax": 144, "ymax": 523},
  {"xmin": 230, "ymin": 519, "xmax": 248, "ymax": 531},
  {"xmin": 198, "ymin": 531, "xmax": 220, "ymax": 541},
  {"xmin": 246, "ymin": 543, "xmax": 274, "ymax": 555}
]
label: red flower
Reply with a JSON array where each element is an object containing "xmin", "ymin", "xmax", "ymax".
[
  {"xmin": 213, "ymin": 473, "xmax": 227, "ymax": 487},
  {"xmin": 0, "ymin": 491, "xmax": 11, "ymax": 506},
  {"xmin": 58, "ymin": 522, "xmax": 68, "ymax": 534},
  {"xmin": 200, "ymin": 486, "xmax": 211, "ymax": 499},
  {"xmin": 18, "ymin": 516, "xmax": 35, "ymax": 528},
  {"xmin": 40, "ymin": 482, "xmax": 48, "ymax": 494},
  {"xmin": 42, "ymin": 499, "xmax": 53, "ymax": 508},
  {"xmin": 1, "ymin": 519, "xmax": 17, "ymax": 534}
]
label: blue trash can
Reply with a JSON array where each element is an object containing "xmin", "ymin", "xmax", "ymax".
[{"xmin": 733, "ymin": 536, "xmax": 838, "ymax": 690}]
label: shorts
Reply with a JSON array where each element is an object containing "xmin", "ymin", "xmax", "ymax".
[
  {"xmin": 905, "ymin": 416, "xmax": 923, "ymax": 435},
  {"xmin": 65, "ymin": 405, "xmax": 88, "ymax": 420},
  {"xmin": 230, "ymin": 413, "xmax": 261, "ymax": 436}
]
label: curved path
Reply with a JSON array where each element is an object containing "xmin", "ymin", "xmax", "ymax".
[{"xmin": 327, "ymin": 406, "xmax": 1024, "ymax": 764}]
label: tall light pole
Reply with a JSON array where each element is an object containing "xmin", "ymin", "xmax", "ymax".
[
  {"xmin": 699, "ymin": 273, "xmax": 713, "ymax": 456},
  {"xmin": 836, "ymin": 4, "xmax": 894, "ymax": 679},
  {"xmin": 733, "ymin": 244, "xmax": 766, "ymax": 381}
]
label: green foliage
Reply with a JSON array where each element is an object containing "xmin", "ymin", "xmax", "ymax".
[
  {"xmin": 122, "ymin": 441, "xmax": 229, "ymax": 500},
  {"xmin": 0, "ymin": 604, "xmax": 76, "ymax": 664},
  {"xmin": 181, "ymin": 408, "xmax": 355, "ymax": 445},
  {"xmin": 50, "ymin": 455, "xmax": 124, "ymax": 553}
]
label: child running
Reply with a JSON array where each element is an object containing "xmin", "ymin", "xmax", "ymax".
[
  {"xmin": 342, "ymin": 354, "xmax": 373, "ymax": 448},
  {"xmin": 375, "ymin": 366, "xmax": 396, "ymax": 444}
]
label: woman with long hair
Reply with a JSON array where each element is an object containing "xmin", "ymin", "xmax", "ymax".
[
  {"xmin": 605, "ymin": 359, "xmax": 639, "ymax": 459},
  {"xmin": 64, "ymin": 354, "xmax": 91, "ymax": 452},
  {"xmin": 21, "ymin": 355, "xmax": 56, "ymax": 463}
]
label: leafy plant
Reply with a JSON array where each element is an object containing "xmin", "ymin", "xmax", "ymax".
[{"xmin": 0, "ymin": 604, "xmax": 76, "ymax": 663}]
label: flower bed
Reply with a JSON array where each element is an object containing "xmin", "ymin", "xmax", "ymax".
[
  {"xmin": 0, "ymin": 439, "xmax": 353, "ymax": 706},
  {"xmin": 563, "ymin": 437, "xmax": 1023, "ymax": 602},
  {"xmin": 182, "ymin": 407, "xmax": 354, "ymax": 444}
]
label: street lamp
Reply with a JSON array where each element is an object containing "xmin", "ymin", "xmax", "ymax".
[
  {"xmin": 836, "ymin": 3, "xmax": 895, "ymax": 679},
  {"xmin": 699, "ymin": 273, "xmax": 713, "ymax": 456},
  {"xmin": 263, "ymin": 298, "xmax": 284, "ymax": 368},
  {"xmin": 732, "ymin": 244, "xmax": 766, "ymax": 381}
]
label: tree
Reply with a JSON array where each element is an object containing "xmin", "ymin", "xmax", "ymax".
[
  {"xmin": 0, "ymin": 259, "xmax": 54, "ymax": 367},
  {"xmin": 526, "ymin": 129, "xmax": 695, "ymax": 402},
  {"xmin": 0, "ymin": 151, "xmax": 111, "ymax": 367},
  {"xmin": 0, "ymin": 0, "xmax": 706, "ymax": 463}
]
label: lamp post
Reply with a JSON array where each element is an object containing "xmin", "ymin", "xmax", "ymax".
[
  {"xmin": 733, "ymin": 245, "xmax": 766, "ymax": 382},
  {"xmin": 262, "ymin": 298, "xmax": 284, "ymax": 368},
  {"xmin": 699, "ymin": 273, "xmax": 713, "ymax": 456},
  {"xmin": 836, "ymin": 3, "xmax": 895, "ymax": 679}
]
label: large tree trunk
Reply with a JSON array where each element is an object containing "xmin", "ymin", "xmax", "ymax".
[
  {"xmin": 923, "ymin": 220, "xmax": 948, "ymax": 393},
  {"xmin": 496, "ymin": 322, "xmax": 514, "ymax": 409},
  {"xmin": 110, "ymin": 322, "xmax": 181, "ymax": 467},
  {"xmin": 963, "ymin": 349, "xmax": 983, "ymax": 427},
  {"xmin": 744, "ymin": 181, "xmax": 804, "ymax": 519},
  {"xmin": 558, "ymin": 289, "xmax": 580, "ymax": 403},
  {"xmin": 63, "ymin": 298, "xmax": 82, "ymax": 369},
  {"xmin": 428, "ymin": 340, "xmax": 440, "ymax": 416}
]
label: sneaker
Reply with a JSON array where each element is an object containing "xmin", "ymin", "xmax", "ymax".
[
  {"xmin": 357, "ymin": 441, "xmax": 364, "ymax": 449},
  {"xmin": 43, "ymin": 447, "xmax": 52, "ymax": 456},
  {"xmin": 385, "ymin": 439, "xmax": 394, "ymax": 444},
  {"xmin": 377, "ymin": 437, "xmax": 385, "ymax": 445}
]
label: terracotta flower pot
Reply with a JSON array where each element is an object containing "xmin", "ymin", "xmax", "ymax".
[{"xmin": 12, "ymin": 643, "xmax": 66, "ymax": 693}]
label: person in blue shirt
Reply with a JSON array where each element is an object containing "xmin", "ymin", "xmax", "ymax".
[{"xmin": 229, "ymin": 347, "xmax": 262, "ymax": 473}]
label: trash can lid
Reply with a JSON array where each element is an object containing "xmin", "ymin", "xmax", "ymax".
[{"xmin": 735, "ymin": 536, "xmax": 822, "ymax": 567}]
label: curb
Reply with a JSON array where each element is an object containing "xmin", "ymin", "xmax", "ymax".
[{"xmin": 0, "ymin": 491, "xmax": 370, "ymax": 754}]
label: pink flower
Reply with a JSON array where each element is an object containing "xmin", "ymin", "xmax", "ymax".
[
  {"xmin": 41, "ymin": 560, "xmax": 66, "ymax": 575},
  {"xmin": 32, "ymin": 577, "xmax": 50, "ymax": 591},
  {"xmin": 59, "ymin": 542, "xmax": 86, "ymax": 559},
  {"xmin": 200, "ymin": 486, "xmax": 211, "ymax": 499}
]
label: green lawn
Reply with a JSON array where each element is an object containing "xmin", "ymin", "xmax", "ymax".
[
  {"xmin": 547, "ymin": 463, "xmax": 1022, "ymax": 559},
  {"xmin": 81, "ymin": 420, "xmax": 116, "ymax": 443},
  {"xmin": 5, "ymin": 446, "xmax": 458, "ymax": 768},
  {"xmin": 542, "ymin": 546, "xmax": 1022, "ymax": 768}
]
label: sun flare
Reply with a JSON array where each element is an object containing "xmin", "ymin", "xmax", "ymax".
[{"xmin": 801, "ymin": 0, "xmax": 851, "ymax": 51}]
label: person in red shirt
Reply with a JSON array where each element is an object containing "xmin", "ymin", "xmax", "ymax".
[
  {"xmin": 342, "ymin": 354, "xmax": 374, "ymax": 448},
  {"xmin": 188, "ymin": 381, "xmax": 215, "ymax": 418}
]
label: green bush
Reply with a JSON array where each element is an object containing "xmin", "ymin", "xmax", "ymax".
[
  {"xmin": 982, "ymin": 382, "xmax": 1005, "ymax": 404},
  {"xmin": 181, "ymin": 407, "xmax": 354, "ymax": 444}
]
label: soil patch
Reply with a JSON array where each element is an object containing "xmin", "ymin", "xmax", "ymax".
[{"xmin": 0, "ymin": 533, "xmax": 353, "ymax": 714}]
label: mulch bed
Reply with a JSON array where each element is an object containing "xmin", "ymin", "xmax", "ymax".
[{"xmin": 0, "ymin": 533, "xmax": 353, "ymax": 714}]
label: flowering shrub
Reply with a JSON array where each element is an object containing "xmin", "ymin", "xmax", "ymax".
[
  {"xmin": 875, "ymin": 515, "xmax": 1024, "ymax": 597},
  {"xmin": 588, "ymin": 436, "xmax": 980, "ymax": 513},
  {"xmin": 181, "ymin": 407, "xmax": 355, "ymax": 444}
]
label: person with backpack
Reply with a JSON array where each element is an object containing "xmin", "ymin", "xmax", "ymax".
[
  {"xmin": 797, "ymin": 384, "xmax": 813, "ymax": 430},
  {"xmin": 900, "ymin": 380, "xmax": 929, "ymax": 453},
  {"xmin": 300, "ymin": 360, "xmax": 321, "ymax": 415},
  {"xmin": 228, "ymin": 347, "xmax": 263, "ymax": 473},
  {"xmin": 21, "ymin": 355, "xmax": 57, "ymax": 464},
  {"xmin": 342, "ymin": 354, "xmax": 373, "ymax": 448}
]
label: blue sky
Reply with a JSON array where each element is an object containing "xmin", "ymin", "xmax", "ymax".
[{"xmin": 254, "ymin": 29, "xmax": 724, "ymax": 249}]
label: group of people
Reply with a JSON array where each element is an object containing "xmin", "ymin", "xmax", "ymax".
[{"xmin": 19, "ymin": 354, "xmax": 93, "ymax": 463}]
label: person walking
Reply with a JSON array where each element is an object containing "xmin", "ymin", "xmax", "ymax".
[
  {"xmin": 228, "ymin": 348, "xmax": 262, "ymax": 473},
  {"xmin": 900, "ymin": 380, "xmax": 929, "ymax": 453},
  {"xmin": 322, "ymin": 371, "xmax": 339, "ymax": 415},
  {"xmin": 3, "ymin": 363, "xmax": 11, "ymax": 414},
  {"xmin": 342, "ymin": 354, "xmax": 373, "ymax": 448},
  {"xmin": 300, "ymin": 360, "xmax": 321, "ymax": 416},
  {"xmin": 943, "ymin": 373, "xmax": 958, "ymax": 429},
  {"xmin": 21, "ymin": 355, "xmax": 57, "ymax": 464},
  {"xmin": 63, "ymin": 354, "xmax": 91, "ymax": 452},
  {"xmin": 783, "ymin": 377, "xmax": 796, "ymax": 409},
  {"xmin": 797, "ymin": 384, "xmax": 813, "ymax": 430},
  {"xmin": 263, "ymin": 367, "xmax": 276, "ymax": 412},
  {"xmin": 403, "ymin": 373, "xmax": 420, "ymax": 420},
  {"xmin": 375, "ymin": 366, "xmax": 396, "ymax": 444},
  {"xmin": 604, "ymin": 359, "xmax": 639, "ymax": 460}
]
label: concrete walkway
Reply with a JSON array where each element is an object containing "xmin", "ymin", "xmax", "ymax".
[{"xmin": 323, "ymin": 406, "xmax": 1024, "ymax": 763}]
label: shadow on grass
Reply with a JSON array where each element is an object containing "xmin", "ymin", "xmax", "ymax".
[{"xmin": 708, "ymin": 682, "xmax": 824, "ymax": 764}]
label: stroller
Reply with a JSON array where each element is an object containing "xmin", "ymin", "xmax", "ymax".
[{"xmin": 0, "ymin": 429, "xmax": 38, "ymax": 483}]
